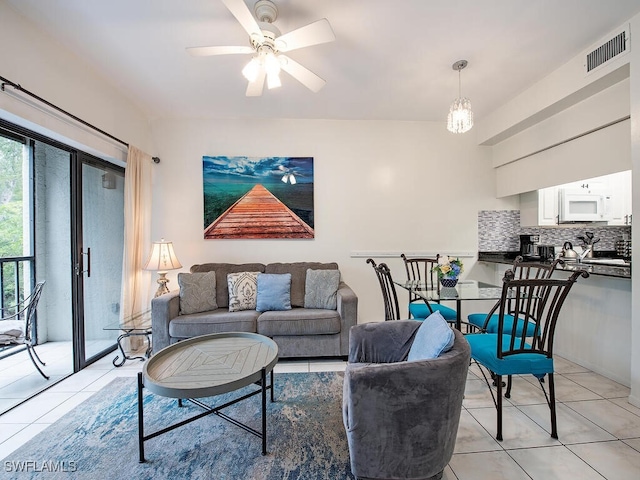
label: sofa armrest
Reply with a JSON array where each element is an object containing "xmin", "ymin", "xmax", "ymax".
[
  {"xmin": 151, "ymin": 290, "xmax": 180, "ymax": 353},
  {"xmin": 348, "ymin": 320, "xmax": 421, "ymax": 363},
  {"xmin": 337, "ymin": 281, "xmax": 358, "ymax": 356}
]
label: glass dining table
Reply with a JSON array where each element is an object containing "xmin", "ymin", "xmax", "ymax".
[{"xmin": 394, "ymin": 280, "xmax": 504, "ymax": 330}]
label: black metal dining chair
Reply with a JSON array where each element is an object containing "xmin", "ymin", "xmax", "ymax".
[
  {"xmin": 0, "ymin": 281, "xmax": 48, "ymax": 379},
  {"xmin": 366, "ymin": 258, "xmax": 403, "ymax": 321},
  {"xmin": 465, "ymin": 268, "xmax": 588, "ymax": 441},
  {"xmin": 467, "ymin": 256, "xmax": 562, "ymax": 336},
  {"xmin": 400, "ymin": 254, "xmax": 457, "ymax": 322}
]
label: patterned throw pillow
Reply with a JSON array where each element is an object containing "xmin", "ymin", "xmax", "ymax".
[
  {"xmin": 304, "ymin": 269, "xmax": 340, "ymax": 310},
  {"xmin": 178, "ymin": 272, "xmax": 217, "ymax": 315},
  {"xmin": 227, "ymin": 271, "xmax": 259, "ymax": 312}
]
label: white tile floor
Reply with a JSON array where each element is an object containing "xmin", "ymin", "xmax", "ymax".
[{"xmin": 1, "ymin": 347, "xmax": 640, "ymax": 479}]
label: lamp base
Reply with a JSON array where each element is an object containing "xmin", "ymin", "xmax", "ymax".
[{"xmin": 154, "ymin": 272, "xmax": 171, "ymax": 298}]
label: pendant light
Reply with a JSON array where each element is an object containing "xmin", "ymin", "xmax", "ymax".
[{"xmin": 446, "ymin": 60, "xmax": 474, "ymax": 134}]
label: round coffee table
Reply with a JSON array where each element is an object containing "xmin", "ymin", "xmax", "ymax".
[{"xmin": 137, "ymin": 332, "xmax": 278, "ymax": 462}]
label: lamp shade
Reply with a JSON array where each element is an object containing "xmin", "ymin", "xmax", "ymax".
[{"xmin": 143, "ymin": 239, "xmax": 182, "ymax": 272}]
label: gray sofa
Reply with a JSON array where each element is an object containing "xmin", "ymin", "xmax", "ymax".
[
  {"xmin": 343, "ymin": 320, "xmax": 470, "ymax": 480},
  {"xmin": 151, "ymin": 262, "xmax": 358, "ymax": 358}
]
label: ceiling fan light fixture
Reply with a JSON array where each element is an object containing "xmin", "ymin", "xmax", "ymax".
[
  {"xmin": 446, "ymin": 60, "xmax": 474, "ymax": 134},
  {"xmin": 264, "ymin": 52, "xmax": 280, "ymax": 76},
  {"xmin": 267, "ymin": 72, "xmax": 281, "ymax": 89},
  {"xmin": 289, "ymin": 173, "xmax": 296, "ymax": 184},
  {"xmin": 242, "ymin": 57, "xmax": 261, "ymax": 82}
]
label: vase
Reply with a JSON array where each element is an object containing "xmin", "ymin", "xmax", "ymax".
[{"xmin": 440, "ymin": 277, "xmax": 459, "ymax": 288}]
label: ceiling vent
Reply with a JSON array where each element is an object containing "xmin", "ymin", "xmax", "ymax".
[{"xmin": 584, "ymin": 26, "xmax": 630, "ymax": 75}]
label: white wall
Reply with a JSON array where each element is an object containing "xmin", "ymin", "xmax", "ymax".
[
  {"xmin": 150, "ymin": 118, "xmax": 518, "ymax": 323},
  {"xmin": 0, "ymin": 1, "xmax": 151, "ymax": 161},
  {"xmin": 629, "ymin": 13, "xmax": 640, "ymax": 407}
]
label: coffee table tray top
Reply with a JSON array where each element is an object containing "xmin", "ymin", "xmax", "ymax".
[{"xmin": 143, "ymin": 332, "xmax": 279, "ymax": 399}]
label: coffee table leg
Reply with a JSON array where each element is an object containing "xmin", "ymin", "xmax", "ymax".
[
  {"xmin": 137, "ymin": 372, "xmax": 145, "ymax": 463},
  {"xmin": 262, "ymin": 367, "xmax": 267, "ymax": 455},
  {"xmin": 270, "ymin": 369, "xmax": 275, "ymax": 402}
]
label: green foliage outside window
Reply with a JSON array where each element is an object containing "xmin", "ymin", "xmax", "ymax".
[{"xmin": 0, "ymin": 135, "xmax": 25, "ymax": 306}]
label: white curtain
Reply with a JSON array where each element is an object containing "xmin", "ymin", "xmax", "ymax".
[{"xmin": 120, "ymin": 145, "xmax": 153, "ymax": 332}]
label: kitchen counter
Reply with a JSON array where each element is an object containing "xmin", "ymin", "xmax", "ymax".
[{"xmin": 478, "ymin": 251, "xmax": 631, "ymax": 279}]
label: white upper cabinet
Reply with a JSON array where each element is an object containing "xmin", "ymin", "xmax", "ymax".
[
  {"xmin": 519, "ymin": 170, "xmax": 631, "ymax": 226},
  {"xmin": 520, "ymin": 186, "xmax": 558, "ymax": 226},
  {"xmin": 607, "ymin": 170, "xmax": 632, "ymax": 225}
]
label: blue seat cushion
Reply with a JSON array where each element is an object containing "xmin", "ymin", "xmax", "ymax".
[
  {"xmin": 409, "ymin": 300, "xmax": 457, "ymax": 321},
  {"xmin": 467, "ymin": 313, "xmax": 537, "ymax": 337},
  {"xmin": 466, "ymin": 333, "xmax": 553, "ymax": 377}
]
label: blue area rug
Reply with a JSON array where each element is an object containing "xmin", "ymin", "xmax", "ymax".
[{"xmin": 2, "ymin": 372, "xmax": 354, "ymax": 479}]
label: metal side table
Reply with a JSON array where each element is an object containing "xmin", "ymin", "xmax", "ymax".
[{"xmin": 103, "ymin": 310, "xmax": 152, "ymax": 367}]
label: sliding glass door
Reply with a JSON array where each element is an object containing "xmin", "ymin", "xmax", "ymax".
[{"xmin": 74, "ymin": 155, "xmax": 125, "ymax": 369}]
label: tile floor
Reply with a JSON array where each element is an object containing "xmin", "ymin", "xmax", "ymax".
[{"xmin": 1, "ymin": 347, "xmax": 640, "ymax": 479}]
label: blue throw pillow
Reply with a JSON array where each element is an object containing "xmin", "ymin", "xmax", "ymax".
[
  {"xmin": 407, "ymin": 311, "xmax": 455, "ymax": 361},
  {"xmin": 256, "ymin": 273, "xmax": 292, "ymax": 312}
]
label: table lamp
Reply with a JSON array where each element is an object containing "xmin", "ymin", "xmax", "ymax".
[{"xmin": 143, "ymin": 239, "xmax": 182, "ymax": 297}]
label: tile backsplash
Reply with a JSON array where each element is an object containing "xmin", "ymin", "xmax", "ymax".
[{"xmin": 478, "ymin": 210, "xmax": 631, "ymax": 252}]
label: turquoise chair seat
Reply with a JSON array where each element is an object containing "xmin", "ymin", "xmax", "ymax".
[
  {"xmin": 467, "ymin": 313, "xmax": 537, "ymax": 337},
  {"xmin": 409, "ymin": 300, "xmax": 457, "ymax": 321},
  {"xmin": 466, "ymin": 333, "xmax": 553, "ymax": 378}
]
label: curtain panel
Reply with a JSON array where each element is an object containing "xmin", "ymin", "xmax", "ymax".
[{"xmin": 120, "ymin": 146, "xmax": 153, "ymax": 346}]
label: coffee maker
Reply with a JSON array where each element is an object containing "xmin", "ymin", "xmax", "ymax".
[{"xmin": 519, "ymin": 234, "xmax": 540, "ymax": 259}]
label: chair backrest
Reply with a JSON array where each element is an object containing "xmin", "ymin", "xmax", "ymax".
[
  {"xmin": 23, "ymin": 281, "xmax": 45, "ymax": 342},
  {"xmin": 366, "ymin": 259, "xmax": 401, "ymax": 321},
  {"xmin": 496, "ymin": 269, "xmax": 587, "ymax": 358},
  {"xmin": 400, "ymin": 254, "xmax": 441, "ymax": 301},
  {"xmin": 511, "ymin": 255, "xmax": 562, "ymax": 280}
]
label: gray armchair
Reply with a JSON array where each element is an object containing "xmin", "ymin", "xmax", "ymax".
[{"xmin": 342, "ymin": 320, "xmax": 470, "ymax": 480}]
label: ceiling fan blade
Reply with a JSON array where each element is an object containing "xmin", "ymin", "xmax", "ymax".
[
  {"xmin": 221, "ymin": 0, "xmax": 265, "ymax": 44},
  {"xmin": 246, "ymin": 68, "xmax": 266, "ymax": 97},
  {"xmin": 279, "ymin": 55, "xmax": 326, "ymax": 93},
  {"xmin": 186, "ymin": 45, "xmax": 254, "ymax": 56},
  {"xmin": 276, "ymin": 19, "xmax": 335, "ymax": 52}
]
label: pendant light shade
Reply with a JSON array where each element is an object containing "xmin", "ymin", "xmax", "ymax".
[{"xmin": 447, "ymin": 60, "xmax": 474, "ymax": 134}]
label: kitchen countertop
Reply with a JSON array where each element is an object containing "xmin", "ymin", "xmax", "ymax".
[{"xmin": 478, "ymin": 252, "xmax": 631, "ymax": 279}]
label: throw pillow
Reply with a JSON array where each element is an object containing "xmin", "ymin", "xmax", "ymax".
[
  {"xmin": 407, "ymin": 311, "xmax": 455, "ymax": 361},
  {"xmin": 178, "ymin": 271, "xmax": 218, "ymax": 315},
  {"xmin": 227, "ymin": 271, "xmax": 259, "ymax": 312},
  {"xmin": 256, "ymin": 273, "xmax": 292, "ymax": 312},
  {"xmin": 304, "ymin": 269, "xmax": 340, "ymax": 310}
]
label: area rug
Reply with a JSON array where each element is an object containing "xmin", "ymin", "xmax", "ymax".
[{"xmin": 2, "ymin": 372, "xmax": 354, "ymax": 480}]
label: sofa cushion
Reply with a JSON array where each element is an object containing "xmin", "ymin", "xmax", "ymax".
[
  {"xmin": 304, "ymin": 269, "xmax": 340, "ymax": 310},
  {"xmin": 257, "ymin": 308, "xmax": 341, "ymax": 336},
  {"xmin": 256, "ymin": 273, "xmax": 292, "ymax": 312},
  {"xmin": 407, "ymin": 311, "xmax": 455, "ymax": 361},
  {"xmin": 169, "ymin": 308, "xmax": 259, "ymax": 339},
  {"xmin": 227, "ymin": 271, "xmax": 259, "ymax": 312},
  {"xmin": 265, "ymin": 262, "xmax": 339, "ymax": 308},
  {"xmin": 177, "ymin": 271, "xmax": 217, "ymax": 315},
  {"xmin": 190, "ymin": 263, "xmax": 265, "ymax": 308}
]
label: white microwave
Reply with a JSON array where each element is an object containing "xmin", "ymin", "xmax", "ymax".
[{"xmin": 558, "ymin": 188, "xmax": 612, "ymax": 223}]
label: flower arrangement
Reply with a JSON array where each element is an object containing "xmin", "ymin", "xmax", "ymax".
[{"xmin": 432, "ymin": 256, "xmax": 463, "ymax": 279}]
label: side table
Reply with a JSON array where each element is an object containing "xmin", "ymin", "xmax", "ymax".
[{"xmin": 103, "ymin": 310, "xmax": 152, "ymax": 367}]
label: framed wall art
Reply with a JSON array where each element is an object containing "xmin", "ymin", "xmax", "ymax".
[{"xmin": 203, "ymin": 155, "xmax": 314, "ymax": 239}]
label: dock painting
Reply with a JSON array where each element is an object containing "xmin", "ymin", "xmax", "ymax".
[{"xmin": 203, "ymin": 156, "xmax": 314, "ymax": 239}]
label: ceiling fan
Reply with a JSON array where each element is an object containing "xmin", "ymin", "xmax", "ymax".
[{"xmin": 187, "ymin": 0, "xmax": 335, "ymax": 96}]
